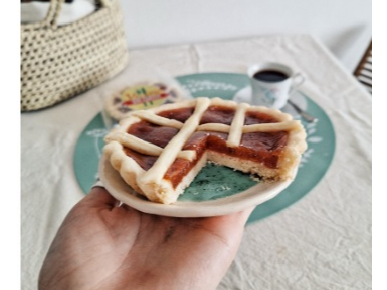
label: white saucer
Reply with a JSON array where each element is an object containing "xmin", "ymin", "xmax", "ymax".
[
  {"xmin": 98, "ymin": 155, "xmax": 295, "ymax": 217},
  {"xmin": 232, "ymin": 86, "xmax": 307, "ymax": 118}
]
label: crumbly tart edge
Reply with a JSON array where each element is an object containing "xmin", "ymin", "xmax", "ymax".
[{"xmin": 103, "ymin": 97, "xmax": 307, "ymax": 204}]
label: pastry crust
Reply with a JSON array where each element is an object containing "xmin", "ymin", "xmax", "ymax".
[{"xmin": 103, "ymin": 97, "xmax": 307, "ymax": 204}]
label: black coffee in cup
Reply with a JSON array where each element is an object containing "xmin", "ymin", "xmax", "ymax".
[{"xmin": 253, "ymin": 70, "xmax": 289, "ymax": 83}]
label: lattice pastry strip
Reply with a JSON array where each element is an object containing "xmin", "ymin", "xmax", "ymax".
[
  {"xmin": 227, "ymin": 103, "xmax": 250, "ymax": 147},
  {"xmin": 197, "ymin": 120, "xmax": 301, "ymax": 133},
  {"xmin": 105, "ymin": 131, "xmax": 196, "ymax": 161}
]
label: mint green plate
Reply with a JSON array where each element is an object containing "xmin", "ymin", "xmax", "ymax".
[{"xmin": 74, "ymin": 73, "xmax": 335, "ymax": 222}]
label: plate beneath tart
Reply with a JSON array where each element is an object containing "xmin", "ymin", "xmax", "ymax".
[{"xmin": 98, "ymin": 154, "xmax": 296, "ymax": 217}]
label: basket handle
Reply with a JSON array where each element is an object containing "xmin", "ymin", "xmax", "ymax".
[
  {"xmin": 99, "ymin": 0, "xmax": 112, "ymax": 8},
  {"xmin": 44, "ymin": 0, "xmax": 113, "ymax": 28},
  {"xmin": 42, "ymin": 0, "xmax": 61, "ymax": 28}
]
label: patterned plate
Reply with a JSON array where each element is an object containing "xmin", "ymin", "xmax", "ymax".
[{"xmin": 74, "ymin": 73, "xmax": 335, "ymax": 222}]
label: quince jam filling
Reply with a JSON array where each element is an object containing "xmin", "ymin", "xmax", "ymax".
[{"xmin": 124, "ymin": 105, "xmax": 289, "ymax": 188}]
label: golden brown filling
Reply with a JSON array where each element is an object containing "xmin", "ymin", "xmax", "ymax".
[{"xmin": 125, "ymin": 105, "xmax": 289, "ymax": 188}]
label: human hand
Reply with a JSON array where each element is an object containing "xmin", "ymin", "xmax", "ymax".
[{"xmin": 38, "ymin": 187, "xmax": 253, "ymax": 290}]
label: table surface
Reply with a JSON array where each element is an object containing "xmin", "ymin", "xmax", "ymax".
[{"xmin": 21, "ymin": 35, "xmax": 372, "ymax": 290}]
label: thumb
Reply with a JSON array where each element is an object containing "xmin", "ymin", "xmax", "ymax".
[{"xmin": 82, "ymin": 186, "xmax": 120, "ymax": 209}]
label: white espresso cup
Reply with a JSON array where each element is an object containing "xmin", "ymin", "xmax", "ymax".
[{"xmin": 248, "ymin": 62, "xmax": 304, "ymax": 109}]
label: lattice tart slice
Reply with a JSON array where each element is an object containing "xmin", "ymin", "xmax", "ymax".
[{"xmin": 103, "ymin": 97, "xmax": 307, "ymax": 204}]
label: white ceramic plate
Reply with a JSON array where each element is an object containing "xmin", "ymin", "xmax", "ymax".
[{"xmin": 98, "ymin": 155, "xmax": 296, "ymax": 217}]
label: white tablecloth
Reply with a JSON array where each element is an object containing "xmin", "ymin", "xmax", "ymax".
[{"xmin": 21, "ymin": 35, "xmax": 371, "ymax": 289}]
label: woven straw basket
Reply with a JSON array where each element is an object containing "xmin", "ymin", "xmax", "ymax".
[{"xmin": 21, "ymin": 0, "xmax": 129, "ymax": 111}]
